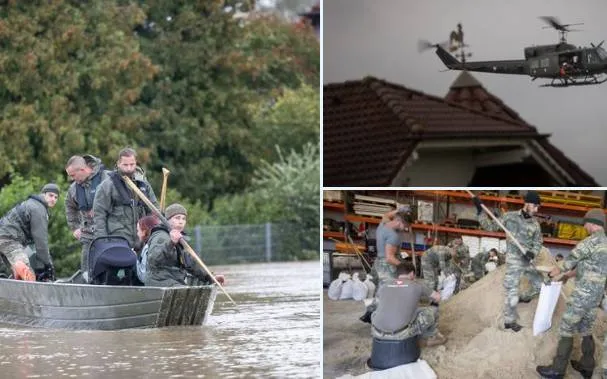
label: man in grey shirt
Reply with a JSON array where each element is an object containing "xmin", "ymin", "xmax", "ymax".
[{"xmin": 372, "ymin": 261, "xmax": 446, "ymax": 347}]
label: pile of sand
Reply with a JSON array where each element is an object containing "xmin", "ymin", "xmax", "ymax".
[{"xmin": 324, "ymin": 249, "xmax": 607, "ymax": 379}]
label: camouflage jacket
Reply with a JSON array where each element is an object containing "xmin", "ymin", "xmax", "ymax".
[
  {"xmin": 65, "ymin": 155, "xmax": 111, "ymax": 239},
  {"xmin": 0, "ymin": 195, "xmax": 52, "ymax": 265},
  {"xmin": 562, "ymin": 230, "xmax": 607, "ymax": 308},
  {"xmin": 143, "ymin": 226, "xmax": 186, "ymax": 287},
  {"xmin": 479, "ymin": 210, "xmax": 542, "ymax": 265},
  {"xmin": 92, "ymin": 166, "xmax": 158, "ymax": 248},
  {"xmin": 424, "ymin": 245, "xmax": 453, "ymax": 274}
]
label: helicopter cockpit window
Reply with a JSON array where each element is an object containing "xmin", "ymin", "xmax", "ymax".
[{"xmin": 596, "ymin": 47, "xmax": 607, "ymax": 60}]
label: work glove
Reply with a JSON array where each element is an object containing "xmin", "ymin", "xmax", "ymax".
[
  {"xmin": 39, "ymin": 263, "xmax": 55, "ymax": 282},
  {"xmin": 523, "ymin": 251, "xmax": 535, "ymax": 262},
  {"xmin": 472, "ymin": 196, "xmax": 483, "ymax": 215}
]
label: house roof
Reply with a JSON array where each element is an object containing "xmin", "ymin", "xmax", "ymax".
[
  {"xmin": 324, "ymin": 73, "xmax": 598, "ymax": 186},
  {"xmin": 324, "ymin": 76, "xmax": 540, "ymax": 186},
  {"xmin": 445, "ymin": 71, "xmax": 598, "ymax": 186}
]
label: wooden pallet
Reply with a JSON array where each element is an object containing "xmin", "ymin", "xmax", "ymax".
[
  {"xmin": 323, "ymin": 190, "xmax": 343, "ymax": 203},
  {"xmin": 538, "ymin": 191, "xmax": 603, "ymax": 208}
]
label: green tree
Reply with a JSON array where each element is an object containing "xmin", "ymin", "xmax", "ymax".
[
  {"xmin": 135, "ymin": 2, "xmax": 319, "ymax": 206},
  {"xmin": 0, "ymin": 1, "xmax": 159, "ymax": 183},
  {"xmin": 252, "ymin": 83, "xmax": 319, "ymax": 163}
]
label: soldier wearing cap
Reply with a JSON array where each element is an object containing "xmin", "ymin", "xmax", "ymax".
[
  {"xmin": 0, "ymin": 183, "xmax": 60, "ymax": 281},
  {"xmin": 537, "ymin": 209, "xmax": 607, "ymax": 379},
  {"xmin": 472, "ymin": 190, "xmax": 544, "ymax": 332}
]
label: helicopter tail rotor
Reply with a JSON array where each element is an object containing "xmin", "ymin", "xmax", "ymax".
[{"xmin": 418, "ymin": 39, "xmax": 450, "ymax": 53}]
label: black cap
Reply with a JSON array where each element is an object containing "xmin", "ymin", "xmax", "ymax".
[{"xmin": 524, "ymin": 190, "xmax": 541, "ymax": 205}]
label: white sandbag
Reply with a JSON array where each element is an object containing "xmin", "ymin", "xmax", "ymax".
[
  {"xmin": 328, "ymin": 272, "xmax": 350, "ymax": 300},
  {"xmin": 351, "ymin": 272, "xmax": 368, "ymax": 301},
  {"xmin": 364, "ymin": 275, "xmax": 376, "ymax": 298},
  {"xmin": 335, "ymin": 359, "xmax": 437, "ymax": 379},
  {"xmin": 485, "ymin": 261, "xmax": 497, "ymax": 272},
  {"xmin": 602, "ymin": 295, "xmax": 607, "ymax": 313},
  {"xmin": 533, "ymin": 282, "xmax": 562, "ymax": 336},
  {"xmin": 440, "ymin": 274, "xmax": 457, "ymax": 301},
  {"xmin": 339, "ymin": 278, "xmax": 354, "ymax": 300}
]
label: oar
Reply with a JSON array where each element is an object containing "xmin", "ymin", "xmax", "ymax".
[
  {"xmin": 122, "ymin": 175, "xmax": 236, "ymax": 305},
  {"xmin": 159, "ymin": 167, "xmax": 170, "ymax": 212}
]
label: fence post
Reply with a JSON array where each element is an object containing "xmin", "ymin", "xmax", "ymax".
[
  {"xmin": 265, "ymin": 222, "xmax": 272, "ymax": 262},
  {"xmin": 194, "ymin": 225, "xmax": 202, "ymax": 254}
]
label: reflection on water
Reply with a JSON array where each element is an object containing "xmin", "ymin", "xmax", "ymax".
[{"xmin": 0, "ymin": 261, "xmax": 320, "ymax": 379}]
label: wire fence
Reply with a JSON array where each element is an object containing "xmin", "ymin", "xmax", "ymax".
[{"xmin": 188, "ymin": 222, "xmax": 319, "ymax": 265}]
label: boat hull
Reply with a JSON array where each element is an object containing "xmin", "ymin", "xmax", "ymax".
[{"xmin": 0, "ymin": 279, "xmax": 217, "ymax": 330}]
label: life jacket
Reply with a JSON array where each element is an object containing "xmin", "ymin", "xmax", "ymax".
[
  {"xmin": 75, "ymin": 165, "xmax": 105, "ymax": 211},
  {"xmin": 108, "ymin": 171, "xmax": 150, "ymax": 207}
]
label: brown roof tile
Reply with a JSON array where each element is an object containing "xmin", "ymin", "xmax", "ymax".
[{"xmin": 324, "ymin": 76, "xmax": 540, "ymax": 186}]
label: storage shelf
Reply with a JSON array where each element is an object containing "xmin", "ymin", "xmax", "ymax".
[
  {"xmin": 413, "ymin": 190, "xmax": 605, "ymax": 214},
  {"xmin": 323, "ymin": 201, "xmax": 345, "ymax": 211},
  {"xmin": 339, "ymin": 216, "xmax": 578, "ymax": 247},
  {"xmin": 323, "ymin": 231, "xmax": 345, "ymax": 240}
]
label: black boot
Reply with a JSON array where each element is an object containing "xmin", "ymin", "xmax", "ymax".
[
  {"xmin": 571, "ymin": 335, "xmax": 595, "ymax": 379},
  {"xmin": 518, "ymin": 296, "xmax": 532, "ymax": 303},
  {"xmin": 504, "ymin": 322, "xmax": 522, "ymax": 332},
  {"xmin": 536, "ymin": 336, "xmax": 573, "ymax": 379},
  {"xmin": 359, "ymin": 310, "xmax": 372, "ymax": 324}
]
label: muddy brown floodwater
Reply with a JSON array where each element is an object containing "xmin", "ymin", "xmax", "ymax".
[{"xmin": 0, "ymin": 261, "xmax": 321, "ymax": 379}]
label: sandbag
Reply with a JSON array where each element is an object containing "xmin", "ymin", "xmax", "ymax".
[
  {"xmin": 351, "ymin": 272, "xmax": 368, "ymax": 301},
  {"xmin": 328, "ymin": 272, "xmax": 350, "ymax": 300},
  {"xmin": 440, "ymin": 274, "xmax": 457, "ymax": 301},
  {"xmin": 339, "ymin": 278, "xmax": 354, "ymax": 300},
  {"xmin": 364, "ymin": 275, "xmax": 376, "ymax": 299},
  {"xmin": 485, "ymin": 261, "xmax": 497, "ymax": 272},
  {"xmin": 533, "ymin": 282, "xmax": 562, "ymax": 336}
]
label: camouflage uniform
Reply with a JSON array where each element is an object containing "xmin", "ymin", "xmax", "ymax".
[
  {"xmin": 142, "ymin": 226, "xmax": 186, "ymax": 287},
  {"xmin": 65, "ymin": 155, "xmax": 111, "ymax": 275},
  {"xmin": 471, "ymin": 249, "xmax": 490, "ymax": 280},
  {"xmin": 372, "ymin": 306, "xmax": 438, "ymax": 341},
  {"xmin": 0, "ymin": 195, "xmax": 52, "ymax": 271},
  {"xmin": 371, "ymin": 277, "xmax": 438, "ymax": 341},
  {"xmin": 366, "ymin": 223, "xmax": 402, "ymax": 314},
  {"xmin": 421, "ymin": 245, "xmax": 453, "ymax": 291},
  {"xmin": 559, "ymin": 230, "xmax": 607, "ymax": 337},
  {"xmin": 479, "ymin": 210, "xmax": 543, "ymax": 324},
  {"xmin": 93, "ymin": 167, "xmax": 158, "ymax": 249}
]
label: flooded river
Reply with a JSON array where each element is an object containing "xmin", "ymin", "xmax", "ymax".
[{"xmin": 0, "ymin": 261, "xmax": 321, "ymax": 378}]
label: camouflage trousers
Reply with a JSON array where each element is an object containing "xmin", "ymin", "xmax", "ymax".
[
  {"xmin": 367, "ymin": 258, "xmax": 397, "ymax": 313},
  {"xmin": 503, "ymin": 260, "xmax": 543, "ymax": 323},
  {"xmin": 471, "ymin": 258, "xmax": 485, "ymax": 281},
  {"xmin": 0, "ymin": 237, "xmax": 31, "ymax": 271},
  {"xmin": 559, "ymin": 301, "xmax": 597, "ymax": 337},
  {"xmin": 603, "ymin": 328, "xmax": 607, "ymax": 378},
  {"xmin": 421, "ymin": 258, "xmax": 457, "ymax": 292},
  {"xmin": 371, "ymin": 306, "xmax": 438, "ymax": 341}
]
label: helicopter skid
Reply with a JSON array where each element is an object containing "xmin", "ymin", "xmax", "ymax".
[{"xmin": 539, "ymin": 74, "xmax": 607, "ymax": 87}]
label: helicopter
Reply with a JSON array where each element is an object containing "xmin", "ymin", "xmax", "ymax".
[{"xmin": 419, "ymin": 17, "xmax": 607, "ymax": 88}]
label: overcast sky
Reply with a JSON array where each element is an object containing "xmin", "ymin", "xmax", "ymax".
[{"xmin": 323, "ymin": 0, "xmax": 607, "ymax": 185}]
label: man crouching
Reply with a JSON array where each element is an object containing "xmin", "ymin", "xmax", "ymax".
[{"xmin": 371, "ymin": 261, "xmax": 446, "ymax": 347}]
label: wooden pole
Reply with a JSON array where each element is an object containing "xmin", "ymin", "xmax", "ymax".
[
  {"xmin": 122, "ymin": 175, "xmax": 236, "ymax": 305},
  {"xmin": 159, "ymin": 167, "xmax": 170, "ymax": 212}
]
